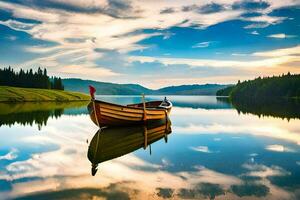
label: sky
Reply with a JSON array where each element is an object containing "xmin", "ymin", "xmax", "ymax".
[{"xmin": 0, "ymin": 0, "xmax": 299, "ymax": 89}]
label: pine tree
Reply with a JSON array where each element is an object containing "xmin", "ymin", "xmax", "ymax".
[{"xmin": 0, "ymin": 67, "xmax": 64, "ymax": 90}]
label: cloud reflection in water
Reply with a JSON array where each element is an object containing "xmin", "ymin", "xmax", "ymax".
[{"xmin": 0, "ymin": 96, "xmax": 299, "ymax": 199}]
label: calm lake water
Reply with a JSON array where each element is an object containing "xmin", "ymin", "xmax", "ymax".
[{"xmin": 0, "ymin": 96, "xmax": 300, "ymax": 200}]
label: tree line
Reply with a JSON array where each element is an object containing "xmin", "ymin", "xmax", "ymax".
[
  {"xmin": 216, "ymin": 73, "xmax": 300, "ymax": 101},
  {"xmin": 0, "ymin": 67, "xmax": 64, "ymax": 90}
]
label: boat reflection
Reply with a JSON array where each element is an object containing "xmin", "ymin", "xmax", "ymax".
[{"xmin": 88, "ymin": 119, "xmax": 172, "ymax": 176}]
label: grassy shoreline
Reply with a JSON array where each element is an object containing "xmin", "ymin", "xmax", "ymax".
[{"xmin": 0, "ymin": 86, "xmax": 90, "ymax": 102}]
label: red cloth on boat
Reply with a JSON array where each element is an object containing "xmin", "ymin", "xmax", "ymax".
[{"xmin": 89, "ymin": 85, "xmax": 96, "ymax": 99}]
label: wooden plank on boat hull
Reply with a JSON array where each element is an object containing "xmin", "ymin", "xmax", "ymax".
[
  {"xmin": 100, "ymin": 111, "xmax": 142, "ymax": 121},
  {"xmin": 100, "ymin": 107, "xmax": 143, "ymax": 118},
  {"xmin": 145, "ymin": 109, "xmax": 166, "ymax": 115},
  {"xmin": 99, "ymin": 115, "xmax": 142, "ymax": 126},
  {"xmin": 146, "ymin": 114, "xmax": 166, "ymax": 120},
  {"xmin": 99, "ymin": 102, "xmax": 166, "ymax": 115}
]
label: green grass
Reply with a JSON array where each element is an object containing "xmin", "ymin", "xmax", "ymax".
[{"xmin": 0, "ymin": 86, "xmax": 90, "ymax": 102}]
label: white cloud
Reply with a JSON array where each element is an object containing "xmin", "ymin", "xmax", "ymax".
[
  {"xmin": 162, "ymin": 31, "xmax": 175, "ymax": 40},
  {"xmin": 57, "ymin": 65, "xmax": 119, "ymax": 79},
  {"xmin": 49, "ymin": 0, "xmax": 109, "ymax": 9},
  {"xmin": 0, "ymin": 148, "xmax": 18, "ymax": 161},
  {"xmin": 0, "ymin": 19, "xmax": 36, "ymax": 31},
  {"xmin": 250, "ymin": 31, "xmax": 259, "ymax": 35},
  {"xmin": 244, "ymin": 15, "xmax": 285, "ymax": 26},
  {"xmin": 192, "ymin": 41, "xmax": 211, "ymax": 48},
  {"xmin": 265, "ymin": 145, "xmax": 296, "ymax": 152},
  {"xmin": 243, "ymin": 163, "xmax": 291, "ymax": 178},
  {"xmin": 268, "ymin": 33, "xmax": 297, "ymax": 38},
  {"xmin": 190, "ymin": 146, "xmax": 212, "ymax": 153},
  {"xmin": 253, "ymin": 45, "xmax": 300, "ymax": 57},
  {"xmin": 232, "ymin": 53, "xmax": 247, "ymax": 56},
  {"xmin": 126, "ymin": 45, "xmax": 300, "ymax": 83},
  {"xmin": 244, "ymin": 22, "xmax": 270, "ymax": 29},
  {"xmin": 128, "ymin": 49, "xmax": 297, "ymax": 68}
]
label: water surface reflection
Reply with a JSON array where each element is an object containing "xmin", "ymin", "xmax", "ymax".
[{"xmin": 0, "ymin": 96, "xmax": 299, "ymax": 200}]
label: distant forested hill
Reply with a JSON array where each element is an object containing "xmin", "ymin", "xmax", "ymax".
[
  {"xmin": 62, "ymin": 79, "xmax": 152, "ymax": 95},
  {"xmin": 63, "ymin": 78, "xmax": 228, "ymax": 95},
  {"xmin": 216, "ymin": 73, "xmax": 300, "ymax": 100},
  {"xmin": 156, "ymin": 84, "xmax": 229, "ymax": 95}
]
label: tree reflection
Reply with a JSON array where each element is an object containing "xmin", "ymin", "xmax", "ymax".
[
  {"xmin": 217, "ymin": 97, "xmax": 300, "ymax": 120},
  {"xmin": 178, "ymin": 183, "xmax": 225, "ymax": 200},
  {"xmin": 0, "ymin": 102, "xmax": 88, "ymax": 129},
  {"xmin": 231, "ymin": 183, "xmax": 269, "ymax": 197}
]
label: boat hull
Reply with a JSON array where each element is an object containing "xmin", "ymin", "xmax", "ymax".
[{"xmin": 88, "ymin": 100, "xmax": 171, "ymax": 127}]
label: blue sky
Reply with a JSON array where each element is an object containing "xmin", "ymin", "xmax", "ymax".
[{"xmin": 0, "ymin": 0, "xmax": 299, "ymax": 88}]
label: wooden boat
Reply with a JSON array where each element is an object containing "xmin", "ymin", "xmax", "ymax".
[
  {"xmin": 87, "ymin": 118, "xmax": 172, "ymax": 176},
  {"xmin": 87, "ymin": 86, "xmax": 172, "ymax": 127}
]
